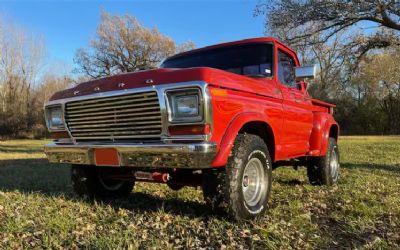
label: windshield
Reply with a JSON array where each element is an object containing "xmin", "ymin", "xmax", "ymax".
[{"xmin": 161, "ymin": 43, "xmax": 273, "ymax": 77}]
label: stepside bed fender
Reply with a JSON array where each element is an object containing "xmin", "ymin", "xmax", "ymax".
[
  {"xmin": 309, "ymin": 112, "xmax": 339, "ymax": 156},
  {"xmin": 211, "ymin": 112, "xmax": 275, "ymax": 167}
]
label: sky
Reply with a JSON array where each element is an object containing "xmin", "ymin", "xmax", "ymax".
[{"xmin": 0, "ymin": 0, "xmax": 265, "ymax": 73}]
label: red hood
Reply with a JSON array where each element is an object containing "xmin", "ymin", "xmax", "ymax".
[{"xmin": 50, "ymin": 67, "xmax": 280, "ymax": 101}]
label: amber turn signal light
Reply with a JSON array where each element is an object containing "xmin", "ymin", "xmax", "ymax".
[
  {"xmin": 50, "ymin": 131, "xmax": 70, "ymax": 139},
  {"xmin": 169, "ymin": 124, "xmax": 211, "ymax": 135}
]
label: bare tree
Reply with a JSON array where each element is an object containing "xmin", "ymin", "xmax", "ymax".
[
  {"xmin": 0, "ymin": 18, "xmax": 46, "ymax": 138},
  {"xmin": 74, "ymin": 10, "xmax": 195, "ymax": 78},
  {"xmin": 306, "ymin": 34, "xmax": 349, "ymax": 100},
  {"xmin": 255, "ymin": 0, "xmax": 400, "ymax": 135},
  {"xmin": 356, "ymin": 47, "xmax": 400, "ymax": 133},
  {"xmin": 255, "ymin": 0, "xmax": 400, "ymax": 58},
  {"xmin": 0, "ymin": 11, "xmax": 197, "ymax": 138}
]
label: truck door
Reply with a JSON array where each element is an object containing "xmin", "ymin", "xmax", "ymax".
[{"xmin": 277, "ymin": 49, "xmax": 313, "ymax": 157}]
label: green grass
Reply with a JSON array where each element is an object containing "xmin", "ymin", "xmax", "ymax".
[{"xmin": 0, "ymin": 137, "xmax": 399, "ymax": 249}]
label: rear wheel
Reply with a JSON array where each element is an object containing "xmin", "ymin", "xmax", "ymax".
[
  {"xmin": 307, "ymin": 138, "xmax": 340, "ymax": 185},
  {"xmin": 71, "ymin": 165, "xmax": 134, "ymax": 198}
]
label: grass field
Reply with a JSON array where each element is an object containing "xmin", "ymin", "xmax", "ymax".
[{"xmin": 0, "ymin": 137, "xmax": 399, "ymax": 249}]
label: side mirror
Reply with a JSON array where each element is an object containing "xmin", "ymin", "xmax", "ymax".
[{"xmin": 295, "ymin": 65, "xmax": 316, "ymax": 81}]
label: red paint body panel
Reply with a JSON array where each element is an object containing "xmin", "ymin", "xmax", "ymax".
[
  {"xmin": 51, "ymin": 68, "xmax": 209, "ymax": 101},
  {"xmin": 49, "ymin": 37, "xmax": 339, "ymax": 167},
  {"xmin": 308, "ymin": 112, "xmax": 338, "ymax": 155},
  {"xmin": 311, "ymin": 99, "xmax": 336, "ymax": 108},
  {"xmin": 52, "ymin": 67, "xmax": 285, "ymax": 101},
  {"xmin": 209, "ymin": 90, "xmax": 284, "ymax": 167}
]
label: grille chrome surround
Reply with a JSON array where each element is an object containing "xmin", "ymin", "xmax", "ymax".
[
  {"xmin": 64, "ymin": 91, "xmax": 162, "ymax": 141},
  {"xmin": 45, "ymin": 81, "xmax": 213, "ymax": 144}
]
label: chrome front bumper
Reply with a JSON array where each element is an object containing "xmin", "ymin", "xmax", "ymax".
[{"xmin": 44, "ymin": 142, "xmax": 217, "ymax": 169}]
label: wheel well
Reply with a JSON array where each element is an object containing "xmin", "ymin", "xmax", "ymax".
[
  {"xmin": 329, "ymin": 125, "xmax": 339, "ymax": 140},
  {"xmin": 239, "ymin": 121, "xmax": 275, "ymax": 162}
]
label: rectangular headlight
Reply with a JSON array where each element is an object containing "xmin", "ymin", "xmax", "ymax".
[
  {"xmin": 167, "ymin": 89, "xmax": 203, "ymax": 123},
  {"xmin": 45, "ymin": 105, "xmax": 65, "ymax": 131}
]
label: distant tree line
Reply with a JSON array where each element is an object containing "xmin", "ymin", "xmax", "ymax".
[
  {"xmin": 0, "ymin": 11, "xmax": 194, "ymax": 139},
  {"xmin": 0, "ymin": 20, "xmax": 74, "ymax": 139},
  {"xmin": 256, "ymin": 0, "xmax": 400, "ymax": 135},
  {"xmin": 1, "ymin": 4, "xmax": 399, "ymax": 138}
]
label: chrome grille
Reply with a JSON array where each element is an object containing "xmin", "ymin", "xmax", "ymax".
[{"xmin": 64, "ymin": 91, "xmax": 162, "ymax": 141}]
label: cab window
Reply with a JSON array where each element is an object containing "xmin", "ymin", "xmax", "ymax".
[
  {"xmin": 278, "ymin": 50, "xmax": 297, "ymax": 88},
  {"xmin": 161, "ymin": 43, "xmax": 273, "ymax": 78}
]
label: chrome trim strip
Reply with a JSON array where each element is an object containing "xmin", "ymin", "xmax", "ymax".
[
  {"xmin": 203, "ymin": 83, "xmax": 213, "ymax": 141},
  {"xmin": 69, "ymin": 120, "xmax": 161, "ymax": 129},
  {"xmin": 67, "ymin": 115, "xmax": 162, "ymax": 125},
  {"xmin": 66, "ymin": 101, "xmax": 160, "ymax": 115},
  {"xmin": 66, "ymin": 93, "xmax": 158, "ymax": 109}
]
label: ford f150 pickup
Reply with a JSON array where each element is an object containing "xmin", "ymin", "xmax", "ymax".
[{"xmin": 44, "ymin": 37, "xmax": 340, "ymax": 220}]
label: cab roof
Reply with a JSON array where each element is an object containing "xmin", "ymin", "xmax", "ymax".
[{"xmin": 168, "ymin": 37, "xmax": 296, "ymax": 60}]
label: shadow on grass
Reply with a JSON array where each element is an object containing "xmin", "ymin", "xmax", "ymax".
[
  {"xmin": 8, "ymin": 158, "xmax": 398, "ymax": 221},
  {"xmin": 341, "ymin": 162, "xmax": 400, "ymax": 174},
  {"xmin": 311, "ymin": 195, "xmax": 398, "ymax": 249},
  {"xmin": 0, "ymin": 158, "xmax": 70, "ymax": 194},
  {"xmin": 0, "ymin": 158, "xmax": 218, "ymax": 219},
  {"xmin": 102, "ymin": 192, "xmax": 217, "ymax": 219},
  {"xmin": 276, "ymin": 179, "xmax": 305, "ymax": 186}
]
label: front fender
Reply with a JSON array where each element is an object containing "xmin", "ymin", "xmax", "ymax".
[{"xmin": 211, "ymin": 112, "xmax": 272, "ymax": 167}]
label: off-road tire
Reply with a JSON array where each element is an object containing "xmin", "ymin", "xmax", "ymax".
[
  {"xmin": 71, "ymin": 165, "xmax": 134, "ymax": 198},
  {"xmin": 307, "ymin": 138, "xmax": 340, "ymax": 186},
  {"xmin": 202, "ymin": 134, "xmax": 272, "ymax": 220}
]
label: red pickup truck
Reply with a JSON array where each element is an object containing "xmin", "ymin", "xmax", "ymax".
[{"xmin": 44, "ymin": 37, "xmax": 340, "ymax": 220}]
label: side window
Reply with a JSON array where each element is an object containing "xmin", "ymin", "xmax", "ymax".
[{"xmin": 278, "ymin": 50, "xmax": 296, "ymax": 88}]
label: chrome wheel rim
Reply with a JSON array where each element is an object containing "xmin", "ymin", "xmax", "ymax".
[
  {"xmin": 242, "ymin": 158, "xmax": 266, "ymax": 207},
  {"xmin": 330, "ymin": 148, "xmax": 339, "ymax": 181},
  {"xmin": 98, "ymin": 171, "xmax": 124, "ymax": 191}
]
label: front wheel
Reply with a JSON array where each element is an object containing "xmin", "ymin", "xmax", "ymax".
[
  {"xmin": 71, "ymin": 165, "xmax": 134, "ymax": 198},
  {"xmin": 307, "ymin": 137, "xmax": 340, "ymax": 185},
  {"xmin": 202, "ymin": 134, "xmax": 272, "ymax": 220}
]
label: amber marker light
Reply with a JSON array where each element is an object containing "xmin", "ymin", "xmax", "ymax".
[
  {"xmin": 210, "ymin": 88, "xmax": 228, "ymax": 97},
  {"xmin": 169, "ymin": 124, "xmax": 211, "ymax": 135},
  {"xmin": 50, "ymin": 131, "xmax": 70, "ymax": 139}
]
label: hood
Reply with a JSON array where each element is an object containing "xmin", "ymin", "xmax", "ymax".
[{"xmin": 50, "ymin": 67, "xmax": 279, "ymax": 101}]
